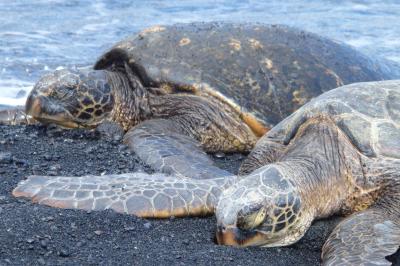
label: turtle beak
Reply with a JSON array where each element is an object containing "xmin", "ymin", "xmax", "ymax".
[
  {"xmin": 216, "ymin": 224, "xmax": 266, "ymax": 247},
  {"xmin": 25, "ymin": 93, "xmax": 42, "ymax": 119},
  {"xmin": 25, "ymin": 93, "xmax": 79, "ymax": 128},
  {"xmin": 216, "ymin": 225, "xmax": 241, "ymax": 246}
]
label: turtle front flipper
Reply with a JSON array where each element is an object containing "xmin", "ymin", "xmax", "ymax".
[
  {"xmin": 124, "ymin": 119, "xmax": 232, "ymax": 179},
  {"xmin": 0, "ymin": 106, "xmax": 35, "ymax": 125},
  {"xmin": 13, "ymin": 173, "xmax": 234, "ymax": 218}
]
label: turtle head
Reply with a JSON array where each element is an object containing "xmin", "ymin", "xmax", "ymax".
[
  {"xmin": 26, "ymin": 69, "xmax": 114, "ymax": 128},
  {"xmin": 216, "ymin": 165, "xmax": 313, "ymax": 247}
]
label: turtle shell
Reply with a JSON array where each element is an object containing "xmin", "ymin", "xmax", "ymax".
[
  {"xmin": 94, "ymin": 22, "xmax": 400, "ymax": 127},
  {"xmin": 267, "ymin": 80, "xmax": 400, "ymax": 159}
]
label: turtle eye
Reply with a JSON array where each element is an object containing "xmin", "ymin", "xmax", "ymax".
[{"xmin": 236, "ymin": 203, "xmax": 267, "ymax": 230}]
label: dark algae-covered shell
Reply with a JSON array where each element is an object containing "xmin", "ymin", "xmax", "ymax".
[{"xmin": 95, "ymin": 22, "xmax": 400, "ymax": 127}]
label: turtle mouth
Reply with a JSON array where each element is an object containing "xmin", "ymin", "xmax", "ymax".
[
  {"xmin": 215, "ymin": 226, "xmax": 270, "ymax": 247},
  {"xmin": 34, "ymin": 116, "xmax": 81, "ymax": 128},
  {"xmin": 25, "ymin": 94, "xmax": 83, "ymax": 128}
]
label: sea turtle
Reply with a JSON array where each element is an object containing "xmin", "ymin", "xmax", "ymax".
[
  {"xmin": 14, "ymin": 80, "xmax": 400, "ymax": 265},
  {"xmin": 11, "ymin": 22, "xmax": 400, "ymax": 179}
]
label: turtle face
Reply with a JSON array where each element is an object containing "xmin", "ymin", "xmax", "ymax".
[
  {"xmin": 25, "ymin": 69, "xmax": 114, "ymax": 128},
  {"xmin": 216, "ymin": 165, "xmax": 312, "ymax": 247}
]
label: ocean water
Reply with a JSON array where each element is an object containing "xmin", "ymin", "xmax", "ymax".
[{"xmin": 1, "ymin": 0, "xmax": 400, "ymax": 106}]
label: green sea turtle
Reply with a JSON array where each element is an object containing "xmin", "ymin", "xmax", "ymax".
[
  {"xmin": 10, "ymin": 22, "xmax": 400, "ymax": 179},
  {"xmin": 14, "ymin": 80, "xmax": 400, "ymax": 265}
]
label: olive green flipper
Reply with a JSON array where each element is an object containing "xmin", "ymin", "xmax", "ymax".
[
  {"xmin": 124, "ymin": 119, "xmax": 232, "ymax": 179},
  {"xmin": 0, "ymin": 106, "xmax": 35, "ymax": 125},
  {"xmin": 13, "ymin": 173, "xmax": 234, "ymax": 218},
  {"xmin": 322, "ymin": 208, "xmax": 400, "ymax": 265}
]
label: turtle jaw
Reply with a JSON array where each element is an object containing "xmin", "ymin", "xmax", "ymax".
[
  {"xmin": 25, "ymin": 94, "xmax": 83, "ymax": 129},
  {"xmin": 216, "ymin": 226, "xmax": 269, "ymax": 247},
  {"xmin": 215, "ymin": 222, "xmax": 309, "ymax": 248}
]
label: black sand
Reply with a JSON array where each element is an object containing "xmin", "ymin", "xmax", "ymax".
[{"xmin": 0, "ymin": 124, "xmax": 398, "ymax": 265}]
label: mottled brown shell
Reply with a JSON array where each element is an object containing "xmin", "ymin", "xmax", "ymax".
[
  {"xmin": 267, "ymin": 80, "xmax": 400, "ymax": 159},
  {"xmin": 94, "ymin": 22, "xmax": 400, "ymax": 127}
]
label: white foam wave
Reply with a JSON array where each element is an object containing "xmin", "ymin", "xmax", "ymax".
[
  {"xmin": 0, "ymin": 96, "xmax": 27, "ymax": 106},
  {"xmin": 0, "ymin": 79, "xmax": 33, "ymax": 106},
  {"xmin": 346, "ymin": 37, "xmax": 373, "ymax": 48},
  {"xmin": 387, "ymin": 56, "xmax": 400, "ymax": 63}
]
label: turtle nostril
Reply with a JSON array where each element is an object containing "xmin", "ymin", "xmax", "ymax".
[
  {"xmin": 215, "ymin": 224, "xmax": 228, "ymax": 245},
  {"xmin": 215, "ymin": 226, "xmax": 246, "ymax": 246},
  {"xmin": 217, "ymin": 224, "xmax": 226, "ymax": 232}
]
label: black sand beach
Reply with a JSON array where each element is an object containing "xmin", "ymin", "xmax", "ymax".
[{"xmin": 0, "ymin": 124, "xmax": 398, "ymax": 265}]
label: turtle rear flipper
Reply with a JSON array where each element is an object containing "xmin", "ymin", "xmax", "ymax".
[
  {"xmin": 124, "ymin": 119, "xmax": 232, "ymax": 179},
  {"xmin": 13, "ymin": 173, "xmax": 233, "ymax": 218}
]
